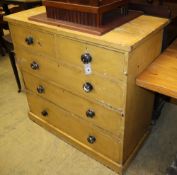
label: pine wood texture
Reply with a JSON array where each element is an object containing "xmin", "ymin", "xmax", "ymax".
[
  {"xmin": 9, "ymin": 24, "xmax": 55, "ymax": 58},
  {"xmin": 4, "ymin": 6, "xmax": 168, "ymax": 52},
  {"xmin": 55, "ymin": 36, "xmax": 125, "ymax": 80},
  {"xmin": 27, "ymin": 93, "xmax": 122, "ymax": 163},
  {"xmin": 15, "ymin": 47, "xmax": 126, "ymax": 110},
  {"xmin": 23, "ymin": 71, "xmax": 124, "ymax": 136},
  {"xmin": 28, "ymin": 112, "xmax": 123, "ymax": 174},
  {"xmin": 136, "ymin": 38, "xmax": 177, "ymax": 99},
  {"xmin": 5, "ymin": 7, "xmax": 169, "ymax": 175},
  {"xmin": 123, "ymin": 30, "xmax": 163, "ymax": 163}
]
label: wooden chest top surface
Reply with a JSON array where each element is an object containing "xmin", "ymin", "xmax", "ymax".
[{"xmin": 5, "ymin": 6, "xmax": 168, "ymax": 52}]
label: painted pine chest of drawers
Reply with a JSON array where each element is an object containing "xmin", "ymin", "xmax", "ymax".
[{"xmin": 5, "ymin": 7, "xmax": 168, "ymax": 174}]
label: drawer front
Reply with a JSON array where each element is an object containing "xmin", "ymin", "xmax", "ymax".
[
  {"xmin": 23, "ymin": 71, "xmax": 124, "ymax": 135},
  {"xmin": 17, "ymin": 49, "xmax": 126, "ymax": 110},
  {"xmin": 27, "ymin": 93, "xmax": 122, "ymax": 163},
  {"xmin": 56, "ymin": 36, "xmax": 125, "ymax": 80},
  {"xmin": 10, "ymin": 24, "xmax": 55, "ymax": 58}
]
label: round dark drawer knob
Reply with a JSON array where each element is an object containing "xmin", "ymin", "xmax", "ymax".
[
  {"xmin": 81, "ymin": 53, "xmax": 92, "ymax": 64},
  {"xmin": 41, "ymin": 110, "xmax": 48, "ymax": 117},
  {"xmin": 83, "ymin": 82, "xmax": 93, "ymax": 93},
  {"xmin": 31, "ymin": 61, "xmax": 39, "ymax": 70},
  {"xmin": 25, "ymin": 36, "xmax": 33, "ymax": 45},
  {"xmin": 86, "ymin": 109, "xmax": 95, "ymax": 118},
  {"xmin": 87, "ymin": 136, "xmax": 96, "ymax": 144},
  {"xmin": 37, "ymin": 85, "xmax": 45, "ymax": 94}
]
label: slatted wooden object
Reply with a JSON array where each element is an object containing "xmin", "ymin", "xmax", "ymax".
[
  {"xmin": 44, "ymin": 0, "xmax": 129, "ymax": 27},
  {"xmin": 136, "ymin": 39, "xmax": 177, "ymax": 99},
  {"xmin": 29, "ymin": 0, "xmax": 143, "ymax": 35}
]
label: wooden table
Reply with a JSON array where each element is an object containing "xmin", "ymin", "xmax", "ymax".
[{"xmin": 136, "ymin": 38, "xmax": 177, "ymax": 99}]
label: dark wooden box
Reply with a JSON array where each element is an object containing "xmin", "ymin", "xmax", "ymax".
[{"xmin": 44, "ymin": 0, "xmax": 129, "ymax": 27}]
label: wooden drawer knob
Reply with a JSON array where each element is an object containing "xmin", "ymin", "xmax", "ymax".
[
  {"xmin": 87, "ymin": 136, "xmax": 96, "ymax": 144},
  {"xmin": 86, "ymin": 109, "xmax": 95, "ymax": 118},
  {"xmin": 81, "ymin": 53, "xmax": 92, "ymax": 64},
  {"xmin": 41, "ymin": 110, "xmax": 48, "ymax": 117},
  {"xmin": 83, "ymin": 82, "xmax": 93, "ymax": 93},
  {"xmin": 37, "ymin": 85, "xmax": 45, "ymax": 94},
  {"xmin": 25, "ymin": 36, "xmax": 33, "ymax": 45},
  {"xmin": 31, "ymin": 61, "xmax": 39, "ymax": 70}
]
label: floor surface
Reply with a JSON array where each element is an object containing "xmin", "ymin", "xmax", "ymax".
[{"xmin": 0, "ymin": 55, "xmax": 177, "ymax": 175}]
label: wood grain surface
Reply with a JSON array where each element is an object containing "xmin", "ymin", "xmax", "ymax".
[
  {"xmin": 23, "ymin": 72, "xmax": 124, "ymax": 136},
  {"xmin": 136, "ymin": 39, "xmax": 177, "ymax": 99},
  {"xmin": 5, "ymin": 6, "xmax": 169, "ymax": 52},
  {"xmin": 16, "ymin": 47, "xmax": 126, "ymax": 110}
]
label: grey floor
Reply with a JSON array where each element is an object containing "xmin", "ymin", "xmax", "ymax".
[{"xmin": 0, "ymin": 54, "xmax": 177, "ymax": 175}]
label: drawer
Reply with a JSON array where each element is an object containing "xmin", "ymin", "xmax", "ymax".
[
  {"xmin": 10, "ymin": 24, "xmax": 55, "ymax": 58},
  {"xmin": 27, "ymin": 93, "xmax": 122, "ymax": 163},
  {"xmin": 23, "ymin": 71, "xmax": 124, "ymax": 136},
  {"xmin": 17, "ymin": 49, "xmax": 126, "ymax": 110},
  {"xmin": 56, "ymin": 36, "xmax": 125, "ymax": 80}
]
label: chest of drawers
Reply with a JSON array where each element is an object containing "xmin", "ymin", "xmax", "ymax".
[{"xmin": 5, "ymin": 7, "xmax": 168, "ymax": 174}]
